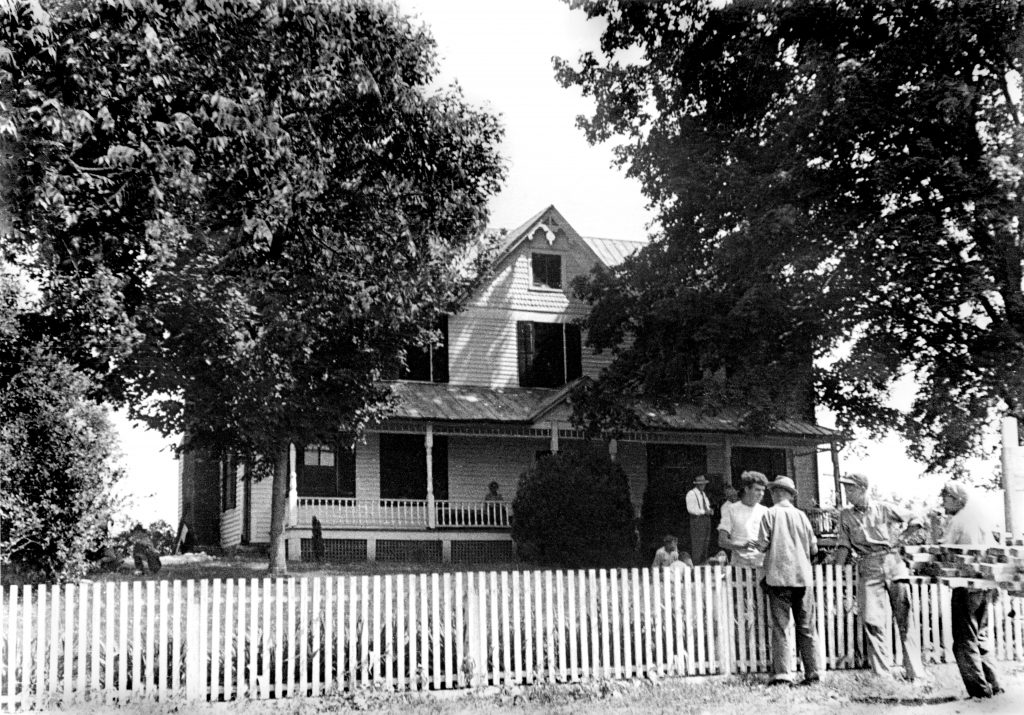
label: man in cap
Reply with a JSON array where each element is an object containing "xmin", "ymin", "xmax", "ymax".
[
  {"xmin": 833, "ymin": 472, "xmax": 928, "ymax": 683},
  {"xmin": 940, "ymin": 481, "xmax": 1002, "ymax": 699},
  {"xmin": 686, "ymin": 474, "xmax": 714, "ymax": 564},
  {"xmin": 753, "ymin": 476, "xmax": 820, "ymax": 686}
]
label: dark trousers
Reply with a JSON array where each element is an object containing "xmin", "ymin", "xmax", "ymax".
[
  {"xmin": 764, "ymin": 584, "xmax": 819, "ymax": 682},
  {"xmin": 689, "ymin": 515, "xmax": 711, "ymax": 565},
  {"xmin": 951, "ymin": 588, "xmax": 1001, "ymax": 697}
]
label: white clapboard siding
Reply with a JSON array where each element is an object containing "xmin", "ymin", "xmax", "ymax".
[{"xmin": 3, "ymin": 566, "xmax": 1024, "ymax": 709}]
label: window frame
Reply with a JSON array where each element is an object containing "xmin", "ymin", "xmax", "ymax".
[
  {"xmin": 399, "ymin": 315, "xmax": 449, "ymax": 383},
  {"xmin": 297, "ymin": 442, "xmax": 356, "ymax": 498},
  {"xmin": 516, "ymin": 321, "xmax": 583, "ymax": 388},
  {"xmin": 530, "ymin": 252, "xmax": 563, "ymax": 291}
]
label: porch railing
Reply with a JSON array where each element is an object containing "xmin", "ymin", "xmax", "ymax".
[{"xmin": 295, "ymin": 498, "xmax": 510, "ymax": 530}]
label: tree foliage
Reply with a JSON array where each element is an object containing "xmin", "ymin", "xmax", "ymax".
[
  {"xmin": 2, "ymin": 0, "xmax": 505, "ymax": 571},
  {"xmin": 0, "ymin": 275, "xmax": 122, "ymax": 582},
  {"xmin": 557, "ymin": 0, "xmax": 1024, "ymax": 466},
  {"xmin": 511, "ymin": 448, "xmax": 636, "ymax": 568}
]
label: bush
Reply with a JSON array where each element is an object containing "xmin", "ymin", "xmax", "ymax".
[{"xmin": 511, "ymin": 447, "xmax": 635, "ymax": 568}]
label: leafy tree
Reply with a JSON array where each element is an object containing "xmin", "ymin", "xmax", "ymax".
[
  {"xmin": 2, "ymin": 0, "xmax": 505, "ymax": 572},
  {"xmin": 557, "ymin": 0, "xmax": 1024, "ymax": 467},
  {"xmin": 0, "ymin": 275, "xmax": 123, "ymax": 582},
  {"xmin": 511, "ymin": 447, "xmax": 636, "ymax": 567}
]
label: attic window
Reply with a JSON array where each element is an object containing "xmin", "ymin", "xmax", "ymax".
[{"xmin": 532, "ymin": 253, "xmax": 562, "ymax": 290}]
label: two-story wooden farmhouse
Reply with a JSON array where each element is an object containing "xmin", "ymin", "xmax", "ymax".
[{"xmin": 179, "ymin": 206, "xmax": 842, "ymax": 563}]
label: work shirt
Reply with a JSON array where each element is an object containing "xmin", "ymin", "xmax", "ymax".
[
  {"xmin": 718, "ymin": 501, "xmax": 768, "ymax": 568},
  {"xmin": 943, "ymin": 500, "xmax": 997, "ymax": 547},
  {"xmin": 756, "ymin": 503, "xmax": 817, "ymax": 587},
  {"xmin": 686, "ymin": 487, "xmax": 712, "ymax": 516},
  {"xmin": 837, "ymin": 501, "xmax": 913, "ymax": 581}
]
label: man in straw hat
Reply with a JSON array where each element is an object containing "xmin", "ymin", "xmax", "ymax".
[
  {"xmin": 833, "ymin": 472, "xmax": 928, "ymax": 683},
  {"xmin": 753, "ymin": 476, "xmax": 820, "ymax": 686},
  {"xmin": 686, "ymin": 474, "xmax": 714, "ymax": 564},
  {"xmin": 940, "ymin": 481, "xmax": 1003, "ymax": 699}
]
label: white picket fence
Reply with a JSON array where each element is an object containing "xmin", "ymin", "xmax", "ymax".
[{"xmin": 2, "ymin": 565, "xmax": 1024, "ymax": 709}]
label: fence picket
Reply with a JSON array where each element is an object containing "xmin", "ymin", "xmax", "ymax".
[
  {"xmin": 210, "ymin": 578, "xmax": 220, "ymax": 702},
  {"xmin": 12, "ymin": 564, "xmax": 1024, "ymax": 709}
]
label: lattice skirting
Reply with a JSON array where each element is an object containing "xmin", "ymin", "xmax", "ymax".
[
  {"xmin": 300, "ymin": 538, "xmax": 368, "ymax": 562},
  {"xmin": 452, "ymin": 540, "xmax": 515, "ymax": 564},
  {"xmin": 376, "ymin": 539, "xmax": 443, "ymax": 563}
]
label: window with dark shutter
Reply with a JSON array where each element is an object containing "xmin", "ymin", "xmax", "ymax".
[
  {"xmin": 221, "ymin": 458, "xmax": 237, "ymax": 512},
  {"xmin": 531, "ymin": 253, "xmax": 562, "ymax": 289},
  {"xmin": 517, "ymin": 321, "xmax": 584, "ymax": 388},
  {"xmin": 400, "ymin": 315, "xmax": 449, "ymax": 383},
  {"xmin": 298, "ymin": 443, "xmax": 356, "ymax": 497}
]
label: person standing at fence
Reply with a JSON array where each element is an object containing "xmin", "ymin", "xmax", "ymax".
[
  {"xmin": 718, "ymin": 471, "xmax": 769, "ymax": 569},
  {"xmin": 753, "ymin": 476, "xmax": 820, "ymax": 686},
  {"xmin": 686, "ymin": 474, "xmax": 714, "ymax": 564},
  {"xmin": 940, "ymin": 481, "xmax": 1003, "ymax": 699},
  {"xmin": 833, "ymin": 472, "xmax": 928, "ymax": 683}
]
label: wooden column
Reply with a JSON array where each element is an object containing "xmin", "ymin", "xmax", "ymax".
[
  {"xmin": 426, "ymin": 424, "xmax": 436, "ymax": 529},
  {"xmin": 830, "ymin": 441, "xmax": 842, "ymax": 508},
  {"xmin": 550, "ymin": 420, "xmax": 559, "ymax": 454},
  {"xmin": 608, "ymin": 438, "xmax": 618, "ymax": 462},
  {"xmin": 287, "ymin": 443, "xmax": 298, "ymax": 526},
  {"xmin": 1001, "ymin": 417, "xmax": 1024, "ymax": 539},
  {"xmin": 723, "ymin": 439, "xmax": 732, "ymax": 487}
]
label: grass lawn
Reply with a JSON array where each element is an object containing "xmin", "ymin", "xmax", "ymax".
[{"xmin": 41, "ymin": 663, "xmax": 1024, "ymax": 714}]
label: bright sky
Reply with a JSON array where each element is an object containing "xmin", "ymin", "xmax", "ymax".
[{"xmin": 112, "ymin": 0, "xmax": 1000, "ymax": 526}]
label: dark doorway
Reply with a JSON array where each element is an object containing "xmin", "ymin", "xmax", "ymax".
[
  {"xmin": 379, "ymin": 433, "xmax": 449, "ymax": 501},
  {"xmin": 640, "ymin": 444, "xmax": 708, "ymax": 561}
]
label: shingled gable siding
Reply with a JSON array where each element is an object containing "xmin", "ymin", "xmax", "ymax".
[{"xmin": 450, "ymin": 233, "xmax": 613, "ymax": 388}]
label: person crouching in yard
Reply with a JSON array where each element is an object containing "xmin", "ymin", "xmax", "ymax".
[
  {"xmin": 940, "ymin": 482, "xmax": 1003, "ymax": 700},
  {"xmin": 753, "ymin": 476, "xmax": 820, "ymax": 686},
  {"xmin": 652, "ymin": 534, "xmax": 694, "ymax": 570},
  {"xmin": 130, "ymin": 523, "xmax": 162, "ymax": 576},
  {"xmin": 718, "ymin": 470, "xmax": 769, "ymax": 570},
  {"xmin": 833, "ymin": 472, "xmax": 928, "ymax": 684}
]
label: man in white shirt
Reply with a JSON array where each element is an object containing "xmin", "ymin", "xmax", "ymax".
[
  {"xmin": 718, "ymin": 471, "xmax": 769, "ymax": 569},
  {"xmin": 941, "ymin": 481, "xmax": 1002, "ymax": 699},
  {"xmin": 686, "ymin": 474, "xmax": 713, "ymax": 564}
]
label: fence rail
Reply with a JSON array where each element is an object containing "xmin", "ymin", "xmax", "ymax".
[{"xmin": 2, "ymin": 565, "xmax": 1023, "ymax": 709}]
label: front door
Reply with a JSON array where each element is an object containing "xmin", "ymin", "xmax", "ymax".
[{"xmin": 641, "ymin": 444, "xmax": 708, "ymax": 560}]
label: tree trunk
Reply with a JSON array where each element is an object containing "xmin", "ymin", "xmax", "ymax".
[{"xmin": 268, "ymin": 454, "xmax": 289, "ymax": 575}]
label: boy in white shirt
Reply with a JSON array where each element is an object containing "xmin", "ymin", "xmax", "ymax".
[{"xmin": 718, "ymin": 470, "xmax": 769, "ymax": 568}]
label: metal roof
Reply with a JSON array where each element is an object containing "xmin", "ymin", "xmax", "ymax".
[
  {"xmin": 581, "ymin": 236, "xmax": 646, "ymax": 267},
  {"xmin": 384, "ymin": 381, "xmax": 841, "ymax": 441}
]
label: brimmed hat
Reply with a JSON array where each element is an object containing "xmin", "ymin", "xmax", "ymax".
[
  {"xmin": 767, "ymin": 476, "xmax": 797, "ymax": 495},
  {"xmin": 693, "ymin": 475, "xmax": 709, "ymax": 485},
  {"xmin": 840, "ymin": 472, "xmax": 869, "ymax": 490}
]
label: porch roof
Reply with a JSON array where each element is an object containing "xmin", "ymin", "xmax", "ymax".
[{"xmin": 384, "ymin": 381, "xmax": 842, "ymax": 442}]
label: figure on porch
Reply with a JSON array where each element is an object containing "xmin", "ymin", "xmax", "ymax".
[
  {"xmin": 754, "ymin": 476, "xmax": 820, "ymax": 686},
  {"xmin": 686, "ymin": 475, "xmax": 713, "ymax": 564},
  {"xmin": 833, "ymin": 472, "xmax": 928, "ymax": 684},
  {"xmin": 484, "ymin": 481, "xmax": 504, "ymax": 501}
]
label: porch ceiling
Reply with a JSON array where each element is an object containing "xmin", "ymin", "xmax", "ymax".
[{"xmin": 383, "ymin": 381, "xmax": 842, "ymax": 442}]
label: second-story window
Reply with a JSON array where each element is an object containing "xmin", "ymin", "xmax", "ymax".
[
  {"xmin": 531, "ymin": 253, "xmax": 562, "ymax": 290},
  {"xmin": 517, "ymin": 321, "xmax": 582, "ymax": 388},
  {"xmin": 401, "ymin": 315, "xmax": 449, "ymax": 383}
]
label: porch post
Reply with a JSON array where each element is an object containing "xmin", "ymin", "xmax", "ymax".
[
  {"xmin": 608, "ymin": 438, "xmax": 618, "ymax": 462},
  {"xmin": 830, "ymin": 440, "xmax": 842, "ymax": 508},
  {"xmin": 426, "ymin": 424, "xmax": 436, "ymax": 529},
  {"xmin": 1001, "ymin": 416, "xmax": 1024, "ymax": 538},
  {"xmin": 723, "ymin": 439, "xmax": 732, "ymax": 487},
  {"xmin": 287, "ymin": 443, "xmax": 300, "ymax": 561},
  {"xmin": 549, "ymin": 420, "xmax": 559, "ymax": 454}
]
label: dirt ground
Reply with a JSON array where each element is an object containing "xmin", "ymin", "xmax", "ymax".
[{"xmin": 41, "ymin": 662, "xmax": 1024, "ymax": 714}]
